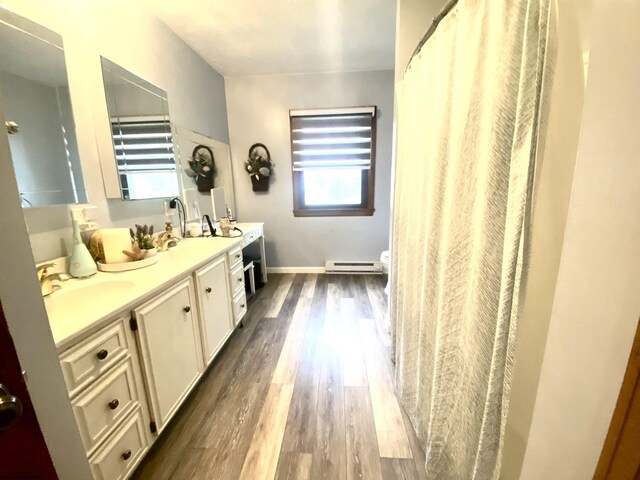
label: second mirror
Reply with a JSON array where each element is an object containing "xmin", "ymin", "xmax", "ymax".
[{"xmin": 100, "ymin": 57, "xmax": 179, "ymax": 200}]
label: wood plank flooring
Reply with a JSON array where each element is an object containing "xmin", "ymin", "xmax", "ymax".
[{"xmin": 133, "ymin": 274, "xmax": 426, "ymax": 480}]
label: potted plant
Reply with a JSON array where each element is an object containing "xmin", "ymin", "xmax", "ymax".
[
  {"xmin": 185, "ymin": 145, "xmax": 215, "ymax": 192},
  {"xmin": 244, "ymin": 143, "xmax": 273, "ymax": 192},
  {"xmin": 129, "ymin": 224, "xmax": 157, "ymax": 259}
]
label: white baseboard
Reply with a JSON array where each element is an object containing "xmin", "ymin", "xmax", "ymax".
[{"xmin": 266, "ymin": 266, "xmax": 326, "ymax": 274}]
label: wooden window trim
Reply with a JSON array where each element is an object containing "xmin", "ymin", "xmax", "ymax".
[{"xmin": 290, "ymin": 107, "xmax": 377, "ymax": 217}]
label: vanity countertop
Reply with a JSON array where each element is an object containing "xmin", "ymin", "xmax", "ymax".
[{"xmin": 45, "ymin": 236, "xmax": 243, "ymax": 350}]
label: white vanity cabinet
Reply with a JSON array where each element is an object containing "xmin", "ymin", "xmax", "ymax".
[
  {"xmin": 194, "ymin": 255, "xmax": 234, "ymax": 366},
  {"xmin": 58, "ymin": 317, "xmax": 151, "ymax": 480},
  {"xmin": 132, "ymin": 277, "xmax": 203, "ymax": 434},
  {"xmin": 49, "ymin": 238, "xmax": 257, "ymax": 479}
]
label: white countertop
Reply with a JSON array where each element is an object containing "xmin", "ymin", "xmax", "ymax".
[{"xmin": 45, "ymin": 236, "xmax": 244, "ymax": 350}]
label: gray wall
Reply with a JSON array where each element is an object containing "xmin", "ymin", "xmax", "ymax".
[
  {"xmin": 5, "ymin": 0, "xmax": 229, "ymax": 262},
  {"xmin": 225, "ymin": 70, "xmax": 395, "ymax": 268}
]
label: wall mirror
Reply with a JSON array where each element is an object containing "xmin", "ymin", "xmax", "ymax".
[
  {"xmin": 100, "ymin": 57, "xmax": 179, "ymax": 200},
  {"xmin": 0, "ymin": 9, "xmax": 87, "ymax": 208},
  {"xmin": 174, "ymin": 126, "xmax": 236, "ymax": 222}
]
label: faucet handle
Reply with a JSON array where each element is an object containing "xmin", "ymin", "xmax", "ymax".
[{"xmin": 37, "ymin": 262, "xmax": 56, "ymax": 277}]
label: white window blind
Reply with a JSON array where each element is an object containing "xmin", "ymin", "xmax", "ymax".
[
  {"xmin": 290, "ymin": 106, "xmax": 376, "ymax": 172},
  {"xmin": 111, "ymin": 117, "xmax": 178, "ymax": 200},
  {"xmin": 112, "ymin": 117, "xmax": 176, "ymax": 174}
]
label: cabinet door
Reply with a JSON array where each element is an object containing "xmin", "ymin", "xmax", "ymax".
[
  {"xmin": 133, "ymin": 278, "xmax": 202, "ymax": 433},
  {"xmin": 195, "ymin": 255, "xmax": 234, "ymax": 365}
]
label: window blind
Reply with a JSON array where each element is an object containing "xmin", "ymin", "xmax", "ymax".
[
  {"xmin": 290, "ymin": 107, "xmax": 376, "ymax": 171},
  {"xmin": 112, "ymin": 118, "xmax": 176, "ymax": 174}
]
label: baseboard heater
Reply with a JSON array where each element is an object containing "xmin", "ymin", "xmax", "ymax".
[{"xmin": 325, "ymin": 260, "xmax": 382, "ymax": 274}]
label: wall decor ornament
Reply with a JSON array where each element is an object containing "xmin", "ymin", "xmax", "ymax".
[
  {"xmin": 185, "ymin": 144, "xmax": 215, "ymax": 192},
  {"xmin": 245, "ymin": 143, "xmax": 273, "ymax": 192}
]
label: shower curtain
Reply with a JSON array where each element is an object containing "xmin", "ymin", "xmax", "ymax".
[{"xmin": 391, "ymin": 0, "xmax": 553, "ymax": 478}]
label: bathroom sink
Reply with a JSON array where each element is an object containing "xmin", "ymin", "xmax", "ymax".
[{"xmin": 44, "ymin": 280, "xmax": 136, "ymax": 315}]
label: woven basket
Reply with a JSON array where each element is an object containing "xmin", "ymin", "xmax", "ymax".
[{"xmin": 248, "ymin": 143, "xmax": 272, "ymax": 192}]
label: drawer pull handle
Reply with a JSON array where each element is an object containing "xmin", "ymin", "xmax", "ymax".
[
  {"xmin": 108, "ymin": 399, "xmax": 119, "ymax": 410},
  {"xmin": 237, "ymin": 278, "xmax": 243, "ymax": 282},
  {"xmin": 183, "ymin": 306, "xmax": 191, "ymax": 313},
  {"xmin": 122, "ymin": 449, "xmax": 132, "ymax": 461},
  {"xmin": 240, "ymin": 304, "xmax": 245, "ymax": 308},
  {"xmin": 205, "ymin": 287, "xmax": 212, "ymax": 293},
  {"xmin": 96, "ymin": 349, "xmax": 108, "ymax": 360},
  {"xmin": 235, "ymin": 254, "xmax": 241, "ymax": 259}
]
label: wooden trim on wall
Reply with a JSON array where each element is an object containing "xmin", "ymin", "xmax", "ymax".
[{"xmin": 593, "ymin": 316, "xmax": 640, "ymax": 480}]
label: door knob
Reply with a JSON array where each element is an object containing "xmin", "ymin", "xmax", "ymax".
[
  {"xmin": 5, "ymin": 121, "xmax": 19, "ymax": 135},
  {"xmin": 0, "ymin": 384, "xmax": 23, "ymax": 432}
]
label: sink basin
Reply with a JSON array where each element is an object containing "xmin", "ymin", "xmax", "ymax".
[{"xmin": 44, "ymin": 280, "xmax": 136, "ymax": 314}]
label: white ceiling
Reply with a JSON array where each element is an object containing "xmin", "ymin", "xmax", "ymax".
[{"xmin": 143, "ymin": 0, "xmax": 397, "ymax": 76}]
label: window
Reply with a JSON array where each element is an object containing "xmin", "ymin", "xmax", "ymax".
[
  {"xmin": 290, "ymin": 106, "xmax": 377, "ymax": 216},
  {"xmin": 111, "ymin": 116, "xmax": 179, "ymax": 200}
]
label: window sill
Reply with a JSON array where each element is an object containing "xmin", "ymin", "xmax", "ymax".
[{"xmin": 293, "ymin": 207, "xmax": 374, "ymax": 217}]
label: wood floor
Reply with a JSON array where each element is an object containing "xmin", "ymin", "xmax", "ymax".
[{"xmin": 132, "ymin": 273, "xmax": 426, "ymax": 480}]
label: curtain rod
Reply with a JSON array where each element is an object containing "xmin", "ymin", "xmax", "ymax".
[{"xmin": 405, "ymin": 0, "xmax": 459, "ymax": 74}]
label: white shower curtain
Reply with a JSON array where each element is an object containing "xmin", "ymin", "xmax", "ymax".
[{"xmin": 391, "ymin": 0, "xmax": 553, "ymax": 478}]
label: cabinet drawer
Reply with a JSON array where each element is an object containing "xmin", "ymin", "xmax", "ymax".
[
  {"xmin": 232, "ymin": 290, "xmax": 247, "ymax": 325},
  {"xmin": 242, "ymin": 226, "xmax": 262, "ymax": 247},
  {"xmin": 89, "ymin": 409, "xmax": 147, "ymax": 480},
  {"xmin": 60, "ymin": 319, "xmax": 130, "ymax": 397},
  {"xmin": 228, "ymin": 245, "xmax": 243, "ymax": 269},
  {"xmin": 73, "ymin": 358, "xmax": 140, "ymax": 455},
  {"xmin": 230, "ymin": 262, "xmax": 245, "ymax": 296}
]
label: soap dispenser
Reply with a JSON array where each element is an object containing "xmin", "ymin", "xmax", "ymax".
[{"xmin": 69, "ymin": 219, "xmax": 97, "ymax": 278}]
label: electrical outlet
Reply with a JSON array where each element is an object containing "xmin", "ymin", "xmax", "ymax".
[
  {"xmin": 164, "ymin": 200, "xmax": 175, "ymax": 216},
  {"xmin": 69, "ymin": 206, "xmax": 85, "ymax": 222}
]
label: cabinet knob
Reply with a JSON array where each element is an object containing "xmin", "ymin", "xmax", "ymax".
[
  {"xmin": 240, "ymin": 304, "xmax": 245, "ymax": 308},
  {"xmin": 205, "ymin": 287, "xmax": 212, "ymax": 293},
  {"xmin": 183, "ymin": 306, "xmax": 191, "ymax": 313},
  {"xmin": 237, "ymin": 278, "xmax": 243, "ymax": 283},
  {"xmin": 96, "ymin": 349, "xmax": 108, "ymax": 360},
  {"xmin": 122, "ymin": 449, "xmax": 132, "ymax": 461},
  {"xmin": 108, "ymin": 399, "xmax": 120, "ymax": 410},
  {"xmin": 235, "ymin": 254, "xmax": 241, "ymax": 259}
]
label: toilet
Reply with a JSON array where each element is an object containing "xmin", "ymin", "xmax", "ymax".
[{"xmin": 380, "ymin": 250, "xmax": 390, "ymax": 295}]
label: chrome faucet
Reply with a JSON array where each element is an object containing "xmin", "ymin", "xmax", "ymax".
[{"xmin": 37, "ymin": 263, "xmax": 70, "ymax": 297}]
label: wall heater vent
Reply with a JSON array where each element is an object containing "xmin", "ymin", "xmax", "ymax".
[{"xmin": 325, "ymin": 260, "xmax": 382, "ymax": 274}]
